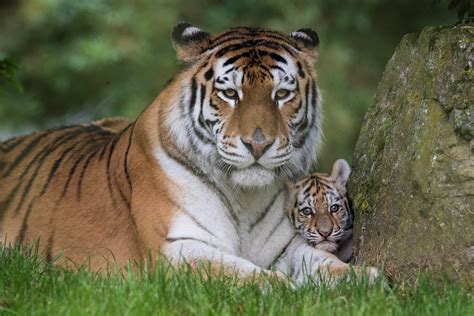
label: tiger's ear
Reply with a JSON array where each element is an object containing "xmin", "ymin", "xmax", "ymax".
[
  {"xmin": 171, "ymin": 22, "xmax": 211, "ymax": 62},
  {"xmin": 330, "ymin": 159, "xmax": 351, "ymax": 192},
  {"xmin": 289, "ymin": 28, "xmax": 319, "ymax": 51}
]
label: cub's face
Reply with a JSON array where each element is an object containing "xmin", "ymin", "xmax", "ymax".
[
  {"xmin": 171, "ymin": 24, "xmax": 322, "ymax": 187},
  {"xmin": 287, "ymin": 160, "xmax": 354, "ymax": 253}
]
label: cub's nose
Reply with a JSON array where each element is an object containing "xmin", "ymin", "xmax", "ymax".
[
  {"xmin": 241, "ymin": 128, "xmax": 275, "ymax": 159},
  {"xmin": 317, "ymin": 228, "xmax": 333, "ymax": 238}
]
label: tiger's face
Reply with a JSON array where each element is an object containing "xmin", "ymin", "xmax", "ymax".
[
  {"xmin": 287, "ymin": 160, "xmax": 354, "ymax": 253},
  {"xmin": 171, "ymin": 24, "xmax": 322, "ymax": 187}
]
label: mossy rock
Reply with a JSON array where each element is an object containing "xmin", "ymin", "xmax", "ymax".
[{"xmin": 349, "ymin": 25, "xmax": 473, "ymax": 283}]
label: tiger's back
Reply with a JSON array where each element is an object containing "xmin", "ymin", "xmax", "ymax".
[{"xmin": 0, "ymin": 122, "xmax": 143, "ymax": 267}]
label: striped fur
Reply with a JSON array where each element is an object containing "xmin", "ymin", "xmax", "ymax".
[
  {"xmin": 286, "ymin": 159, "xmax": 354, "ymax": 263},
  {"xmin": 0, "ymin": 23, "xmax": 378, "ymax": 284}
]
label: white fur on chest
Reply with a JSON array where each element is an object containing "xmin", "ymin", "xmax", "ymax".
[
  {"xmin": 233, "ymin": 187, "xmax": 296, "ymax": 267},
  {"xmin": 155, "ymin": 146, "xmax": 295, "ymax": 268}
]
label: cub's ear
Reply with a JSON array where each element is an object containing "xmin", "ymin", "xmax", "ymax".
[
  {"xmin": 330, "ymin": 159, "xmax": 351, "ymax": 192},
  {"xmin": 289, "ymin": 28, "xmax": 319, "ymax": 50},
  {"xmin": 171, "ymin": 22, "xmax": 211, "ymax": 62}
]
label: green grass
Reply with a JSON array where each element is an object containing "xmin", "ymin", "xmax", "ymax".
[{"xmin": 0, "ymin": 245, "xmax": 472, "ymax": 316}]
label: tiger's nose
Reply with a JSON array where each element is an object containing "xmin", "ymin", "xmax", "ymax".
[
  {"xmin": 317, "ymin": 228, "xmax": 333, "ymax": 238},
  {"xmin": 241, "ymin": 128, "xmax": 275, "ymax": 159}
]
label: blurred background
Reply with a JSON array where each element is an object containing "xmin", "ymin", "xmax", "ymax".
[{"xmin": 0, "ymin": 0, "xmax": 453, "ymax": 171}]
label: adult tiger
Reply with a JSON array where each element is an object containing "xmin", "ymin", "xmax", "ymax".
[{"xmin": 0, "ymin": 23, "xmax": 378, "ymax": 284}]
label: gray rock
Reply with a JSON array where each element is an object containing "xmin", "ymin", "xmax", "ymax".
[{"xmin": 349, "ymin": 25, "xmax": 474, "ymax": 283}]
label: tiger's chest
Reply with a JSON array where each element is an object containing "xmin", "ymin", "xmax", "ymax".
[
  {"xmin": 236, "ymin": 189, "xmax": 296, "ymax": 266},
  {"xmin": 155, "ymin": 145, "xmax": 294, "ymax": 266}
]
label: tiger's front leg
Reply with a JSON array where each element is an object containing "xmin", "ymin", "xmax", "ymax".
[
  {"xmin": 163, "ymin": 239, "xmax": 289, "ymax": 284},
  {"xmin": 274, "ymin": 236, "xmax": 379, "ymax": 285}
]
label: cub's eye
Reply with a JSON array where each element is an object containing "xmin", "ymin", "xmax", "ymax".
[
  {"xmin": 299, "ymin": 207, "xmax": 313, "ymax": 216},
  {"xmin": 222, "ymin": 89, "xmax": 238, "ymax": 100},
  {"xmin": 330, "ymin": 205, "xmax": 340, "ymax": 213},
  {"xmin": 275, "ymin": 89, "xmax": 291, "ymax": 100}
]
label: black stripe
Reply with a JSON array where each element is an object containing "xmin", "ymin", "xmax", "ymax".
[
  {"xmin": 14, "ymin": 130, "xmax": 87, "ymax": 214},
  {"xmin": 123, "ymin": 124, "xmax": 134, "ymax": 190},
  {"xmin": 270, "ymin": 52, "xmax": 287, "ymax": 64},
  {"xmin": 160, "ymin": 141, "xmax": 239, "ymax": 229},
  {"xmin": 75, "ymin": 145, "xmax": 101, "ymax": 200},
  {"xmin": 204, "ymin": 68, "xmax": 214, "ymax": 81},
  {"xmin": 224, "ymin": 67, "xmax": 235, "ymax": 74},
  {"xmin": 17, "ymin": 200, "xmax": 35, "ymax": 243},
  {"xmin": 204, "ymin": 119, "xmax": 218, "ymax": 129},
  {"xmin": 189, "ymin": 76, "xmax": 198, "ymax": 112},
  {"xmin": 210, "ymin": 31, "xmax": 296, "ymax": 52},
  {"xmin": 39, "ymin": 143, "xmax": 80, "ymax": 197},
  {"xmin": 220, "ymin": 151, "xmax": 244, "ymax": 159},
  {"xmin": 115, "ymin": 183, "xmax": 130, "ymax": 209},
  {"xmin": 106, "ymin": 135, "xmax": 120, "ymax": 207},
  {"xmin": 2, "ymin": 132, "xmax": 51, "ymax": 178},
  {"xmin": 269, "ymin": 234, "xmax": 298, "ymax": 268},
  {"xmin": 291, "ymin": 101, "xmax": 305, "ymax": 129},
  {"xmin": 0, "ymin": 136, "xmax": 27, "ymax": 153},
  {"xmin": 270, "ymin": 65, "xmax": 285, "ymax": 72},
  {"xmin": 263, "ymin": 213, "xmax": 288, "ymax": 247},
  {"xmin": 303, "ymin": 80, "xmax": 311, "ymax": 129},
  {"xmin": 215, "ymin": 40, "xmax": 266, "ymax": 58},
  {"xmin": 62, "ymin": 150, "xmax": 89, "ymax": 200},
  {"xmin": 249, "ymin": 189, "xmax": 284, "ymax": 232},
  {"xmin": 165, "ymin": 237, "xmax": 218, "ymax": 249},
  {"xmin": 188, "ymin": 78, "xmax": 212, "ymax": 144},
  {"xmin": 107, "ymin": 126, "xmax": 129, "ymax": 204},
  {"xmin": 180, "ymin": 207, "xmax": 220, "ymax": 240},
  {"xmin": 293, "ymin": 80, "xmax": 317, "ymax": 149},
  {"xmin": 289, "ymin": 209, "xmax": 296, "ymax": 224},
  {"xmin": 197, "ymin": 84, "xmax": 212, "ymax": 133},
  {"xmin": 0, "ymin": 188, "xmax": 17, "ymax": 222},
  {"xmin": 98, "ymin": 140, "xmax": 110, "ymax": 160},
  {"xmin": 3, "ymin": 125, "xmax": 100, "ymax": 178},
  {"xmin": 16, "ymin": 130, "xmax": 81, "ymax": 182},
  {"xmin": 297, "ymin": 61, "xmax": 305, "ymax": 78},
  {"xmin": 59, "ymin": 136, "xmax": 104, "ymax": 200},
  {"xmin": 223, "ymin": 51, "xmax": 251, "ymax": 66}
]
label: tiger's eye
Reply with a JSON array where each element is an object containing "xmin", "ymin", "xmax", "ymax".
[
  {"xmin": 223, "ymin": 89, "xmax": 238, "ymax": 99},
  {"xmin": 275, "ymin": 89, "xmax": 290, "ymax": 99},
  {"xmin": 330, "ymin": 205, "xmax": 340, "ymax": 213},
  {"xmin": 300, "ymin": 207, "xmax": 312, "ymax": 216}
]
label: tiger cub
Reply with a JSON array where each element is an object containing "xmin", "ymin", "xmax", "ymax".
[{"xmin": 286, "ymin": 159, "xmax": 354, "ymax": 262}]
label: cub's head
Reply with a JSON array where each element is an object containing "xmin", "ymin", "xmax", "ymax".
[
  {"xmin": 169, "ymin": 23, "xmax": 322, "ymax": 188},
  {"xmin": 286, "ymin": 159, "xmax": 354, "ymax": 253}
]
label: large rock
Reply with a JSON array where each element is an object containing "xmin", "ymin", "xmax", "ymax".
[{"xmin": 349, "ymin": 25, "xmax": 473, "ymax": 282}]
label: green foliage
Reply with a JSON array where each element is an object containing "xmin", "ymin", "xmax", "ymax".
[
  {"xmin": 0, "ymin": 0, "xmax": 452, "ymax": 170},
  {"xmin": 1, "ymin": 245, "xmax": 473, "ymax": 315},
  {"xmin": 0, "ymin": 58, "xmax": 22, "ymax": 92}
]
